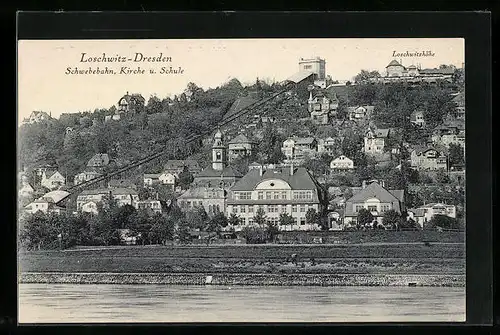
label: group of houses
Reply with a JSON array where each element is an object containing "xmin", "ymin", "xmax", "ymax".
[{"xmin": 19, "ymin": 56, "xmax": 463, "ymax": 233}]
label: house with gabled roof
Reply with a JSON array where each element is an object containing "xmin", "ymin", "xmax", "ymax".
[
  {"xmin": 364, "ymin": 127, "xmax": 390, "ymax": 154},
  {"xmin": 410, "ymin": 146, "xmax": 447, "ymax": 171},
  {"xmin": 177, "ymin": 187, "xmax": 226, "ymax": 217},
  {"xmin": 227, "ymin": 134, "xmax": 257, "ymax": 161},
  {"xmin": 74, "ymin": 170, "xmax": 102, "ymax": 186},
  {"xmin": 24, "ymin": 111, "xmax": 52, "ymax": 124},
  {"xmin": 407, "ymin": 203, "xmax": 456, "ymax": 228},
  {"xmin": 343, "ymin": 180, "xmax": 405, "ymax": 228},
  {"xmin": 226, "ymin": 166, "xmax": 327, "ymax": 231},
  {"xmin": 117, "ymin": 92, "xmax": 146, "ymax": 113},
  {"xmin": 87, "ymin": 153, "xmax": 110, "ymax": 169},
  {"xmin": 76, "ymin": 187, "xmax": 139, "ymax": 213},
  {"xmin": 348, "ymin": 106, "xmax": 375, "ymax": 121},
  {"xmin": 40, "ymin": 170, "xmax": 65, "ymax": 190},
  {"xmin": 410, "ymin": 110, "xmax": 426, "ymax": 127},
  {"xmin": 386, "ymin": 59, "xmax": 406, "ymax": 77}
]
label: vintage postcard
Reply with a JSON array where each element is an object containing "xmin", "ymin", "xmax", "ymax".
[{"xmin": 17, "ymin": 38, "xmax": 466, "ymax": 323}]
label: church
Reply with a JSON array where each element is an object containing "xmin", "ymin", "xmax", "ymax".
[{"xmin": 192, "ymin": 129, "xmax": 243, "ymax": 188}]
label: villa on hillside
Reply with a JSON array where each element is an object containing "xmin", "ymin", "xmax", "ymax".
[
  {"xmin": 407, "ymin": 203, "xmax": 457, "ymax": 228},
  {"xmin": 343, "ymin": 180, "xmax": 405, "ymax": 228},
  {"xmin": 363, "ymin": 127, "xmax": 390, "ymax": 154}
]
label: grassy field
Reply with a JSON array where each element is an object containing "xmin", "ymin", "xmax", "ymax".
[{"xmin": 19, "ymin": 243, "xmax": 465, "ymax": 275}]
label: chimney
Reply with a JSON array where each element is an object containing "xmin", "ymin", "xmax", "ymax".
[
  {"xmin": 259, "ymin": 166, "xmax": 263, "ymax": 176},
  {"xmin": 362, "ymin": 180, "xmax": 367, "ymax": 189},
  {"xmin": 290, "ymin": 162, "xmax": 294, "ymax": 176}
]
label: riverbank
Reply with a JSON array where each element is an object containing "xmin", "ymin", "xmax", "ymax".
[{"xmin": 19, "ymin": 272, "xmax": 465, "ymax": 287}]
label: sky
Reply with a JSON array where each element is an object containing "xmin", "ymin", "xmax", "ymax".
[{"xmin": 17, "ymin": 38, "xmax": 464, "ymax": 122}]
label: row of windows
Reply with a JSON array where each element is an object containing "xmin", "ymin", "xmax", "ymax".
[
  {"xmin": 293, "ymin": 191, "xmax": 313, "ymax": 200},
  {"xmin": 234, "ymin": 192, "xmax": 252, "ymax": 200},
  {"xmin": 354, "ymin": 204, "xmax": 391, "ymax": 213},
  {"xmin": 239, "ymin": 217, "xmax": 308, "ymax": 226},
  {"xmin": 231, "ymin": 204, "xmax": 310, "ymax": 214}
]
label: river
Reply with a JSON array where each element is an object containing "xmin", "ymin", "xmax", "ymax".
[{"xmin": 18, "ymin": 284, "xmax": 465, "ymax": 323}]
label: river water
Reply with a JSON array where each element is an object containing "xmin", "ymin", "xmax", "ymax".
[{"xmin": 18, "ymin": 284, "xmax": 465, "ymax": 323}]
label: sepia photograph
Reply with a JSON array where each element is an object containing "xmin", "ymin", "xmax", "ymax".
[{"xmin": 17, "ymin": 37, "xmax": 466, "ymax": 323}]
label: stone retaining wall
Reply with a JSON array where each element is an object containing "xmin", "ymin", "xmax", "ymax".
[{"xmin": 19, "ymin": 272, "xmax": 465, "ymax": 287}]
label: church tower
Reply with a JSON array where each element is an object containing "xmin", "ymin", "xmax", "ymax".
[{"xmin": 212, "ymin": 129, "xmax": 227, "ymax": 171}]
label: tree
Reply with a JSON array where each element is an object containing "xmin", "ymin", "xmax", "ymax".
[
  {"xmin": 259, "ymin": 124, "xmax": 285, "ymax": 164},
  {"xmin": 382, "ymin": 209, "xmax": 402, "ymax": 230},
  {"xmin": 279, "ymin": 213, "xmax": 294, "ymax": 227},
  {"xmin": 266, "ymin": 221, "xmax": 279, "ymax": 243},
  {"xmin": 435, "ymin": 170, "xmax": 450, "ymax": 184},
  {"xmin": 186, "ymin": 206, "xmax": 208, "ymax": 230},
  {"xmin": 228, "ymin": 213, "xmax": 240, "ymax": 226},
  {"xmin": 240, "ymin": 226, "xmax": 267, "ymax": 244},
  {"xmin": 207, "ymin": 212, "xmax": 228, "ymax": 236},
  {"xmin": 177, "ymin": 166, "xmax": 194, "ymax": 189},
  {"xmin": 448, "ymin": 143, "xmax": 465, "ymax": 168},
  {"xmin": 253, "ymin": 207, "xmax": 267, "ymax": 226},
  {"xmin": 354, "ymin": 70, "xmax": 381, "ymax": 84},
  {"xmin": 428, "ymin": 214, "xmax": 458, "ymax": 230},
  {"xmin": 149, "ymin": 213, "xmax": 175, "ymax": 245},
  {"xmin": 305, "ymin": 208, "xmax": 321, "ymax": 228},
  {"xmin": 357, "ymin": 208, "xmax": 374, "ymax": 228}
]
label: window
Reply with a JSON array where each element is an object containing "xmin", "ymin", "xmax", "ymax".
[
  {"xmin": 239, "ymin": 192, "xmax": 252, "ymax": 200},
  {"xmin": 280, "ymin": 205, "xmax": 287, "ymax": 213},
  {"xmin": 258, "ymin": 192, "xmax": 263, "ymax": 200},
  {"xmin": 300, "ymin": 205, "xmax": 306, "ymax": 213},
  {"xmin": 292, "ymin": 205, "xmax": 297, "ymax": 212},
  {"xmin": 367, "ymin": 205, "xmax": 377, "ymax": 212},
  {"xmin": 240, "ymin": 206, "xmax": 246, "ymax": 213},
  {"xmin": 216, "ymin": 204, "xmax": 220, "ymax": 213},
  {"xmin": 355, "ymin": 205, "xmax": 363, "ymax": 212},
  {"xmin": 248, "ymin": 218, "xmax": 254, "ymax": 225},
  {"xmin": 249, "ymin": 205, "xmax": 254, "ymax": 213},
  {"xmin": 234, "ymin": 206, "xmax": 239, "ymax": 213},
  {"xmin": 281, "ymin": 191, "xmax": 287, "ymax": 200},
  {"xmin": 293, "ymin": 191, "xmax": 313, "ymax": 200},
  {"xmin": 304, "ymin": 65, "xmax": 312, "ymax": 69},
  {"xmin": 208, "ymin": 204, "xmax": 212, "ymax": 213},
  {"xmin": 300, "ymin": 218, "xmax": 306, "ymax": 225},
  {"xmin": 381, "ymin": 204, "xmax": 390, "ymax": 212},
  {"xmin": 274, "ymin": 192, "xmax": 280, "ymax": 200},
  {"xmin": 268, "ymin": 205, "xmax": 278, "ymax": 213},
  {"xmin": 266, "ymin": 192, "xmax": 272, "ymax": 200},
  {"xmin": 187, "ymin": 201, "xmax": 191, "ymax": 207}
]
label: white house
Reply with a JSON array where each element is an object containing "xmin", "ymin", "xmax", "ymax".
[
  {"xmin": 330, "ymin": 155, "xmax": 355, "ymax": 171},
  {"xmin": 74, "ymin": 171, "xmax": 102, "ymax": 186},
  {"xmin": 348, "ymin": 106, "xmax": 374, "ymax": 121},
  {"xmin": 363, "ymin": 128, "xmax": 390, "ymax": 154},
  {"xmin": 41, "ymin": 171, "xmax": 65, "ymax": 190},
  {"xmin": 134, "ymin": 200, "xmax": 164, "ymax": 214},
  {"xmin": 77, "ymin": 188, "xmax": 139, "ymax": 213},
  {"xmin": 24, "ymin": 198, "xmax": 66, "ymax": 215},
  {"xmin": 408, "ymin": 203, "xmax": 457, "ymax": 228},
  {"xmin": 143, "ymin": 173, "xmax": 161, "ymax": 187},
  {"xmin": 159, "ymin": 172, "xmax": 176, "ymax": 188}
]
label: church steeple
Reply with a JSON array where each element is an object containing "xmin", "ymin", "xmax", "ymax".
[{"xmin": 212, "ymin": 128, "xmax": 227, "ymax": 171}]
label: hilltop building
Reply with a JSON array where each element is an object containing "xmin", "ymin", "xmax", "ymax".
[
  {"xmin": 343, "ymin": 180, "xmax": 405, "ymax": 228},
  {"xmin": 299, "ymin": 57, "xmax": 327, "ymax": 88},
  {"xmin": 117, "ymin": 92, "xmax": 146, "ymax": 114},
  {"xmin": 226, "ymin": 166, "xmax": 327, "ymax": 231},
  {"xmin": 23, "ymin": 111, "xmax": 51, "ymax": 124},
  {"xmin": 381, "ymin": 60, "xmax": 455, "ymax": 83}
]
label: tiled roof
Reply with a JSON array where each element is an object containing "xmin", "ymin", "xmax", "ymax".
[
  {"xmin": 346, "ymin": 182, "xmax": 403, "ymax": 204},
  {"xmin": 196, "ymin": 166, "xmax": 243, "ymax": 178},
  {"xmin": 386, "ymin": 60, "xmax": 403, "ymax": 67},
  {"xmin": 227, "ymin": 134, "xmax": 257, "ymax": 145},
  {"xmin": 230, "ymin": 167, "xmax": 320, "ymax": 192},
  {"xmin": 144, "ymin": 174, "xmax": 161, "ymax": 179},
  {"xmin": 286, "ymin": 71, "xmax": 315, "ymax": 84},
  {"xmin": 87, "ymin": 153, "xmax": 110, "ymax": 167},
  {"xmin": 295, "ymin": 137, "xmax": 316, "ymax": 145}
]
